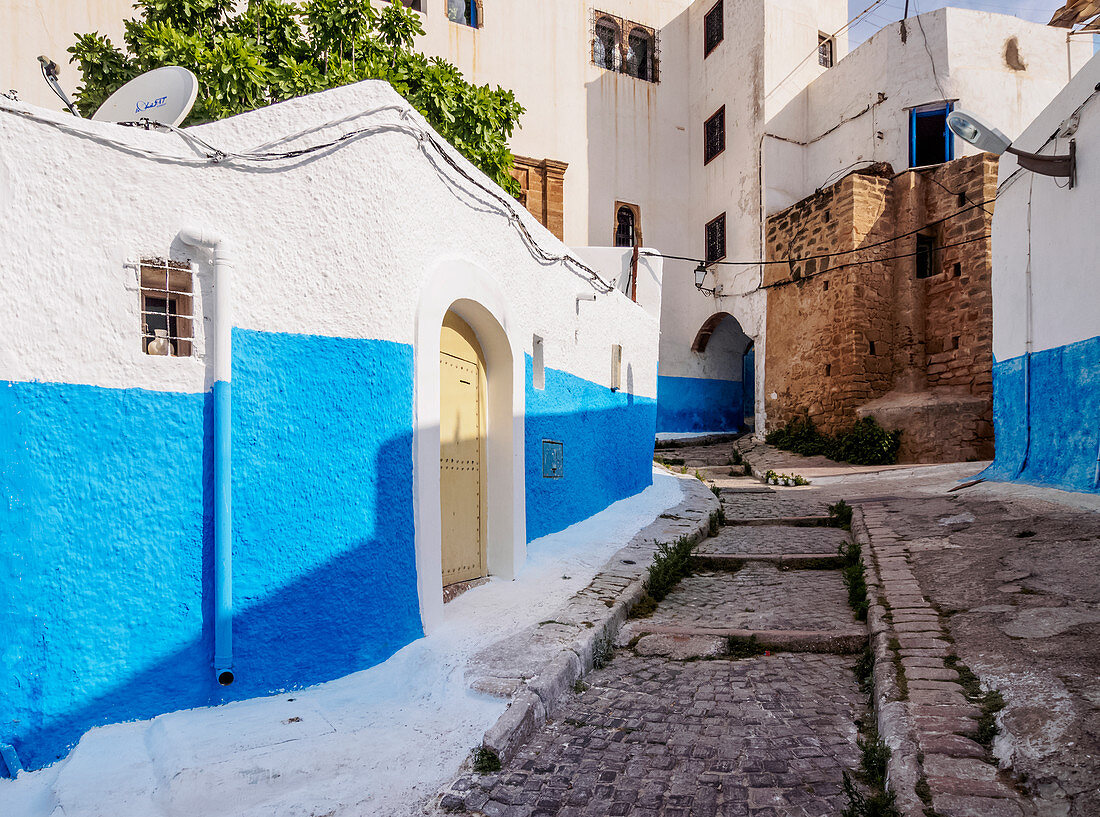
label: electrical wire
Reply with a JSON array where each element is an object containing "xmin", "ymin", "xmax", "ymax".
[
  {"xmin": 0, "ymin": 99, "xmax": 615, "ymax": 294},
  {"xmin": 765, "ymin": 0, "xmax": 891, "ymax": 101},
  {"xmin": 911, "ymin": 1, "xmax": 949, "ymax": 103},
  {"xmin": 641, "ymin": 193, "xmax": 997, "ymax": 268}
]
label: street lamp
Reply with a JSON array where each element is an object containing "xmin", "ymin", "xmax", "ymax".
[
  {"xmin": 947, "ymin": 108, "xmax": 1076, "ymax": 188},
  {"xmin": 695, "ymin": 262, "xmax": 709, "ymax": 289}
]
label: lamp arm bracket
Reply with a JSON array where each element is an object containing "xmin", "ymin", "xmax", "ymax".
[{"xmin": 1006, "ymin": 139, "xmax": 1076, "ymax": 188}]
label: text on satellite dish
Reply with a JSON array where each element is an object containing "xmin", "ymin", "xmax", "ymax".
[{"xmin": 136, "ymin": 96, "xmax": 168, "ymax": 113}]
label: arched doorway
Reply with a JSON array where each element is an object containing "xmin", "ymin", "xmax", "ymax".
[
  {"xmin": 678, "ymin": 311, "xmax": 754, "ymax": 433},
  {"xmin": 414, "ymin": 260, "xmax": 526, "ymax": 633},
  {"xmin": 439, "ymin": 312, "xmax": 488, "ymax": 587}
]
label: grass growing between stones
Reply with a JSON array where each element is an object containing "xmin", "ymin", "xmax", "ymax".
[
  {"xmin": 944, "ymin": 654, "xmax": 1006, "ymax": 751},
  {"xmin": 839, "ymin": 535, "xmax": 869, "ymax": 621},
  {"xmin": 630, "ymin": 533, "xmax": 698, "ymax": 619},
  {"xmin": 842, "ymin": 718, "xmax": 901, "ymax": 817},
  {"xmin": 888, "ymin": 637, "xmax": 909, "ymax": 701},
  {"xmin": 830, "ymin": 499, "xmax": 854, "ymax": 529},
  {"xmin": 471, "ymin": 746, "xmax": 501, "ymax": 775},
  {"xmin": 708, "ymin": 507, "xmax": 726, "ymax": 535}
]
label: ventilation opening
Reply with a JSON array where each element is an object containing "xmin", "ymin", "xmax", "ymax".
[{"xmin": 218, "ymin": 670, "xmax": 235, "ymax": 686}]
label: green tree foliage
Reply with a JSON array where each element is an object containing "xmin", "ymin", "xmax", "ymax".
[{"xmin": 68, "ymin": 0, "xmax": 525, "ymax": 194}]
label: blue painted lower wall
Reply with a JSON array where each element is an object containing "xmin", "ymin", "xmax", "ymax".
[
  {"xmin": 0, "ymin": 329, "xmax": 421, "ymax": 770},
  {"xmin": 0, "ymin": 334, "xmax": 659, "ymax": 770},
  {"xmin": 525, "ymin": 358, "xmax": 657, "ymax": 541},
  {"xmin": 983, "ymin": 335, "xmax": 1100, "ymax": 493},
  {"xmin": 656, "ymin": 375, "xmax": 743, "ymax": 434}
]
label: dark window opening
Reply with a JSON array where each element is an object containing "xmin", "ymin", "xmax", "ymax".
[
  {"xmin": 447, "ymin": 0, "xmax": 479, "ymax": 28},
  {"xmin": 615, "ymin": 205, "xmax": 637, "ymax": 247},
  {"xmin": 953, "ymin": 262, "xmax": 962, "ymax": 277},
  {"xmin": 818, "ymin": 34, "xmax": 834, "ymax": 68},
  {"xmin": 400, "ymin": 0, "xmax": 423, "ymax": 11},
  {"xmin": 593, "ymin": 17, "xmax": 620, "ymax": 70},
  {"xmin": 869, "ymin": 340, "xmax": 876, "ymax": 355},
  {"xmin": 910, "ymin": 103, "xmax": 954, "ymax": 167},
  {"xmin": 823, "ymin": 280, "xmax": 830, "ymax": 291},
  {"xmin": 915, "ymin": 234, "xmax": 937, "ymax": 279},
  {"xmin": 705, "ymin": 213, "xmax": 726, "ymax": 264},
  {"xmin": 625, "ymin": 29, "xmax": 654, "ymax": 80},
  {"xmin": 952, "ymin": 336, "xmax": 960, "ymax": 350},
  {"xmin": 956, "ymin": 192, "xmax": 966, "ymax": 207},
  {"xmin": 704, "ymin": 0, "xmax": 724, "ymax": 56},
  {"xmin": 704, "ymin": 106, "xmax": 725, "ymax": 164},
  {"xmin": 593, "ymin": 11, "xmax": 659, "ymax": 81},
  {"xmin": 825, "ymin": 363, "xmax": 832, "ymax": 376}
]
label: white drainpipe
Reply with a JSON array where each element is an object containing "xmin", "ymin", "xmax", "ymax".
[{"xmin": 179, "ymin": 227, "xmax": 235, "ymax": 686}]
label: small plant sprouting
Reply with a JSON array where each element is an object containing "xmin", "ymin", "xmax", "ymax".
[
  {"xmin": 710, "ymin": 484, "xmax": 721, "ymax": 498},
  {"xmin": 629, "ymin": 593, "xmax": 658, "ymax": 618},
  {"xmin": 729, "ymin": 449, "xmax": 743, "ymax": 466},
  {"xmin": 472, "ymin": 746, "xmax": 502, "ymax": 775},
  {"xmin": 829, "ymin": 499, "xmax": 854, "ymax": 529},
  {"xmin": 573, "ymin": 679, "xmax": 589, "ymax": 694},
  {"xmin": 591, "ymin": 632, "xmax": 614, "ymax": 669},
  {"xmin": 643, "ymin": 534, "xmax": 697, "ymax": 603},
  {"xmin": 708, "ymin": 507, "xmax": 726, "ymax": 536}
]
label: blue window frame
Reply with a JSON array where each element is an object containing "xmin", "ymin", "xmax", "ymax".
[{"xmin": 910, "ymin": 102, "xmax": 954, "ymax": 168}]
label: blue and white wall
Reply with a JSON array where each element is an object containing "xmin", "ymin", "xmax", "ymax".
[
  {"xmin": 0, "ymin": 81, "xmax": 660, "ymax": 770},
  {"xmin": 985, "ymin": 52, "xmax": 1100, "ymax": 494}
]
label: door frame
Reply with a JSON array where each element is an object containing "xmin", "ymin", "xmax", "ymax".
[{"xmin": 414, "ymin": 258, "xmax": 526, "ymax": 632}]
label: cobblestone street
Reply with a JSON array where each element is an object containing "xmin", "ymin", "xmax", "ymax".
[{"xmin": 436, "ymin": 440, "xmax": 870, "ymax": 817}]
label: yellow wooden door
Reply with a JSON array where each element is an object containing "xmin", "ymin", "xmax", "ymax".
[{"xmin": 440, "ymin": 314, "xmax": 487, "ymax": 586}]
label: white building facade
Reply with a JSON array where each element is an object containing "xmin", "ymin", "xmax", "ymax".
[
  {"xmin": 985, "ymin": 51, "xmax": 1100, "ymax": 494},
  {"xmin": 0, "ymin": 80, "xmax": 661, "ymax": 771}
]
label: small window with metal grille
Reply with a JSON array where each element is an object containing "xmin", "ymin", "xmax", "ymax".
[
  {"xmin": 818, "ymin": 33, "xmax": 834, "ymax": 68},
  {"xmin": 592, "ymin": 11, "xmax": 659, "ymax": 82},
  {"xmin": 400, "ymin": 0, "xmax": 423, "ymax": 11},
  {"xmin": 704, "ymin": 106, "xmax": 725, "ymax": 164},
  {"xmin": 615, "ymin": 203, "xmax": 639, "ymax": 247},
  {"xmin": 625, "ymin": 28, "xmax": 655, "ymax": 81},
  {"xmin": 705, "ymin": 213, "xmax": 726, "ymax": 264},
  {"xmin": 140, "ymin": 259, "xmax": 193, "ymax": 356},
  {"xmin": 593, "ymin": 15, "xmax": 621, "ymax": 70},
  {"xmin": 704, "ymin": 0, "xmax": 724, "ymax": 57}
]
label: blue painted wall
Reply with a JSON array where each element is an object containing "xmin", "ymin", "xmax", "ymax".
[
  {"xmin": 525, "ymin": 358, "xmax": 657, "ymax": 541},
  {"xmin": 656, "ymin": 374, "xmax": 743, "ymax": 434},
  {"xmin": 1, "ymin": 334, "xmax": 660, "ymax": 770},
  {"xmin": 983, "ymin": 335, "xmax": 1100, "ymax": 494},
  {"xmin": 0, "ymin": 329, "xmax": 421, "ymax": 770}
]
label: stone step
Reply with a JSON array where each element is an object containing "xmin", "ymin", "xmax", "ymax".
[
  {"xmin": 629, "ymin": 624, "xmax": 867, "ymax": 656},
  {"xmin": 693, "ymin": 553, "xmax": 846, "ymax": 570}
]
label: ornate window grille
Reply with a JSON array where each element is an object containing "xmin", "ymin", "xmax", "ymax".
[{"xmin": 704, "ymin": 106, "xmax": 725, "ymax": 164}]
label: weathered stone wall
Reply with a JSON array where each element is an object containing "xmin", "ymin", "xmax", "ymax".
[{"xmin": 763, "ymin": 154, "xmax": 997, "ymax": 462}]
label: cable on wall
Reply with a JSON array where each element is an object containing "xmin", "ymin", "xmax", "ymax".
[{"xmin": 0, "ymin": 99, "xmax": 616, "ymax": 294}]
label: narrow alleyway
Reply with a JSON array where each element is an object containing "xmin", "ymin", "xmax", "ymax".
[{"xmin": 436, "ymin": 440, "xmax": 872, "ymax": 816}]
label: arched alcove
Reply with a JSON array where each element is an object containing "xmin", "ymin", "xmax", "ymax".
[{"xmin": 415, "ymin": 260, "xmax": 525, "ymax": 632}]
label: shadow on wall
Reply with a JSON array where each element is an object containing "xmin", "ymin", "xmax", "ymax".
[
  {"xmin": 1, "ymin": 336, "xmax": 660, "ymax": 771},
  {"xmin": 1, "ymin": 329, "xmax": 422, "ymax": 771}
]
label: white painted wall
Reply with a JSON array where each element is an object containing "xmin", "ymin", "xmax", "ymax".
[
  {"xmin": 1, "ymin": 0, "xmax": 134, "ymax": 110},
  {"xmin": 572, "ymin": 246, "xmax": 664, "ymax": 322},
  {"xmin": 991, "ymin": 51, "xmax": 1100, "ymax": 362},
  {"xmin": 0, "ymin": 80, "xmax": 661, "ymax": 631},
  {"xmin": 764, "ymin": 8, "xmax": 1093, "ymax": 214}
]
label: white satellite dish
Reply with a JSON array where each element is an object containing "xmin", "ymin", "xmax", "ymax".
[{"xmin": 92, "ymin": 66, "xmax": 199, "ymax": 127}]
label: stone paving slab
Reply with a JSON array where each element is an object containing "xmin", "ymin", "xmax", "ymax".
[
  {"xmin": 438, "ymin": 653, "xmax": 863, "ymax": 817},
  {"xmin": 637, "ymin": 565, "xmax": 858, "ymax": 633},
  {"xmin": 698, "ymin": 525, "xmax": 850, "ymax": 556},
  {"xmin": 718, "ymin": 491, "xmax": 833, "ymax": 521}
]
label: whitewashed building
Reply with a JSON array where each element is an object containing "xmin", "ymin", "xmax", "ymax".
[
  {"xmin": 2, "ymin": 3, "xmax": 1093, "ymax": 440},
  {"xmin": 0, "ymin": 80, "xmax": 661, "ymax": 771},
  {"xmin": 984, "ymin": 50, "xmax": 1100, "ymax": 494}
]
